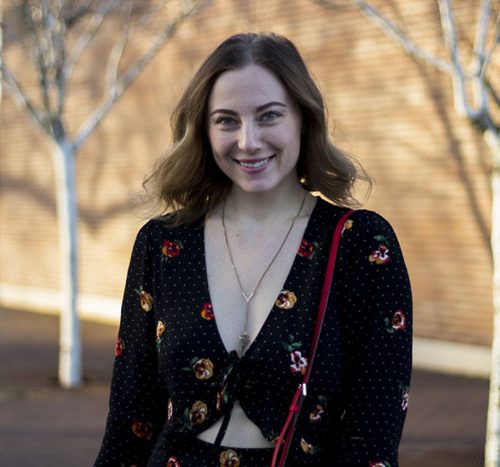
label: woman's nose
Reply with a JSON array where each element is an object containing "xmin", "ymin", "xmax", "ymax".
[{"xmin": 237, "ymin": 122, "xmax": 261, "ymax": 154}]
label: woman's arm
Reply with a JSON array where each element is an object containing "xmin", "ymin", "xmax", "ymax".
[
  {"xmin": 94, "ymin": 221, "xmax": 167, "ymax": 466},
  {"xmin": 334, "ymin": 210, "xmax": 412, "ymax": 466}
]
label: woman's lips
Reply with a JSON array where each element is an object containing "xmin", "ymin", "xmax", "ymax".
[{"xmin": 234, "ymin": 155, "xmax": 275, "ymax": 171}]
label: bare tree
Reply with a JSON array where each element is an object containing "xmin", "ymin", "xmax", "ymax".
[
  {"xmin": 315, "ymin": 0, "xmax": 499, "ymax": 463},
  {"xmin": 0, "ymin": 0, "xmax": 208, "ymax": 388}
]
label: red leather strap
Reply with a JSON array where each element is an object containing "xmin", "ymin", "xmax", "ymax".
[{"xmin": 271, "ymin": 209, "xmax": 354, "ymax": 467}]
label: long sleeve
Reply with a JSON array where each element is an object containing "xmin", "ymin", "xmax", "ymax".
[
  {"xmin": 95, "ymin": 222, "xmax": 168, "ymax": 466},
  {"xmin": 333, "ymin": 210, "xmax": 412, "ymax": 466}
]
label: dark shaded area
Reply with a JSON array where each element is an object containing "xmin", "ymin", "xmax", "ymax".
[{"xmin": 0, "ymin": 307, "xmax": 488, "ymax": 466}]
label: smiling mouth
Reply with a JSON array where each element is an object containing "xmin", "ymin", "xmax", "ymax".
[{"xmin": 235, "ymin": 155, "xmax": 275, "ymax": 169}]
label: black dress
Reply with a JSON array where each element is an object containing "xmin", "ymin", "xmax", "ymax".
[{"xmin": 94, "ymin": 199, "xmax": 412, "ymax": 466}]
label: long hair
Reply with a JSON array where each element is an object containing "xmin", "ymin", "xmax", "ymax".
[{"xmin": 143, "ymin": 32, "xmax": 371, "ymax": 225}]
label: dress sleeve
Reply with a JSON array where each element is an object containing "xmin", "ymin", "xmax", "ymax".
[
  {"xmin": 94, "ymin": 221, "xmax": 167, "ymax": 466},
  {"xmin": 333, "ymin": 210, "xmax": 412, "ymax": 466}
]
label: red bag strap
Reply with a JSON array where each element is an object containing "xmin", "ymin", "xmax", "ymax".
[{"xmin": 271, "ymin": 209, "xmax": 354, "ymax": 467}]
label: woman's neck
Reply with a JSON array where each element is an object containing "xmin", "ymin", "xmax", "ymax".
[{"xmin": 224, "ymin": 182, "xmax": 309, "ymax": 224}]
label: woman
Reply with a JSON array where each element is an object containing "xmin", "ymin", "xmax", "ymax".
[{"xmin": 95, "ymin": 33, "xmax": 412, "ymax": 466}]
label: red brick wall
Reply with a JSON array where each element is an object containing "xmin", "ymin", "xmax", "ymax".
[{"xmin": 1, "ymin": 0, "xmax": 496, "ymax": 345}]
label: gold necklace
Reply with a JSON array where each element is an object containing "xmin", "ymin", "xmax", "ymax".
[{"xmin": 222, "ymin": 191, "xmax": 307, "ymax": 355}]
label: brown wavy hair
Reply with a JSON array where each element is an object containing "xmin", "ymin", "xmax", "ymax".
[{"xmin": 143, "ymin": 32, "xmax": 371, "ymax": 225}]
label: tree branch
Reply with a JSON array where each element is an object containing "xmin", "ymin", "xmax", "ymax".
[
  {"xmin": 73, "ymin": 0, "xmax": 209, "ymax": 151},
  {"xmin": 1, "ymin": 63, "xmax": 50, "ymax": 135},
  {"xmin": 66, "ymin": 0, "xmax": 122, "ymax": 80},
  {"xmin": 437, "ymin": 0, "xmax": 481, "ymax": 120},
  {"xmin": 332, "ymin": 0, "xmax": 451, "ymax": 73}
]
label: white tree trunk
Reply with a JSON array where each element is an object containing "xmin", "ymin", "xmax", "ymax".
[
  {"xmin": 52, "ymin": 140, "xmax": 81, "ymax": 388},
  {"xmin": 485, "ymin": 128, "xmax": 500, "ymax": 467}
]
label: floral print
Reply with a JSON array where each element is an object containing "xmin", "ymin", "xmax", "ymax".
[
  {"xmin": 281, "ymin": 335, "xmax": 307, "ymax": 375},
  {"xmin": 189, "ymin": 400, "xmax": 208, "ymax": 425},
  {"xmin": 114, "ymin": 337, "xmax": 124, "ymax": 357},
  {"xmin": 369, "ymin": 235, "xmax": 391, "ymax": 264},
  {"xmin": 297, "ymin": 239, "xmax": 318, "ymax": 259},
  {"xmin": 200, "ymin": 302, "xmax": 214, "ymax": 320},
  {"xmin": 400, "ymin": 383, "xmax": 410, "ymax": 411},
  {"xmin": 135, "ymin": 286, "xmax": 153, "ymax": 312},
  {"xmin": 184, "ymin": 357, "xmax": 214, "ymax": 380},
  {"xmin": 167, "ymin": 398, "xmax": 174, "ymax": 420},
  {"xmin": 369, "ymin": 462, "xmax": 391, "ymax": 467},
  {"xmin": 166, "ymin": 457, "xmax": 180, "ymax": 467},
  {"xmin": 131, "ymin": 419, "xmax": 153, "ymax": 439},
  {"xmin": 309, "ymin": 403, "xmax": 325, "ymax": 423},
  {"xmin": 290, "ymin": 350, "xmax": 308, "ymax": 375},
  {"xmin": 275, "ymin": 290, "xmax": 297, "ymax": 309},
  {"xmin": 156, "ymin": 320, "xmax": 165, "ymax": 350},
  {"xmin": 385, "ymin": 309, "xmax": 407, "ymax": 333},
  {"xmin": 219, "ymin": 448, "xmax": 240, "ymax": 466},
  {"xmin": 95, "ymin": 201, "xmax": 412, "ymax": 467},
  {"xmin": 300, "ymin": 438, "xmax": 317, "ymax": 454},
  {"xmin": 341, "ymin": 219, "xmax": 354, "ymax": 235},
  {"xmin": 161, "ymin": 239, "xmax": 183, "ymax": 259}
]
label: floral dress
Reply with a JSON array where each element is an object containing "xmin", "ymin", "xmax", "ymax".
[{"xmin": 94, "ymin": 199, "xmax": 412, "ymax": 466}]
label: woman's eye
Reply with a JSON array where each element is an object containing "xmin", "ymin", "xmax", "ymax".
[
  {"xmin": 214, "ymin": 116, "xmax": 237, "ymax": 126},
  {"xmin": 261, "ymin": 111, "xmax": 282, "ymax": 122}
]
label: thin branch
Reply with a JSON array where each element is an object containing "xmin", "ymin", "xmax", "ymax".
[
  {"xmin": 105, "ymin": 0, "xmax": 133, "ymax": 94},
  {"xmin": 437, "ymin": 0, "xmax": 480, "ymax": 120},
  {"xmin": 73, "ymin": 0, "xmax": 209, "ymax": 151},
  {"xmin": 1, "ymin": 63, "xmax": 50, "ymax": 135},
  {"xmin": 345, "ymin": 0, "xmax": 452, "ymax": 73},
  {"xmin": 471, "ymin": 0, "xmax": 491, "ymax": 114}
]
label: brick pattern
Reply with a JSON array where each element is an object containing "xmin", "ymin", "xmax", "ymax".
[{"xmin": 0, "ymin": 0, "xmax": 496, "ymax": 345}]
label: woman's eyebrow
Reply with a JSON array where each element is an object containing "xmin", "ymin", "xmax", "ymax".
[{"xmin": 209, "ymin": 101, "xmax": 287, "ymax": 117}]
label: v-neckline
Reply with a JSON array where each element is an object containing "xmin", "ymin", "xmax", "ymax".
[{"xmin": 200, "ymin": 198, "xmax": 320, "ymax": 360}]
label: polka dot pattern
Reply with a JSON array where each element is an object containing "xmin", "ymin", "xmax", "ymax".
[{"xmin": 94, "ymin": 199, "xmax": 412, "ymax": 466}]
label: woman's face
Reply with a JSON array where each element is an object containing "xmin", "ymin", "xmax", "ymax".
[{"xmin": 207, "ymin": 64, "xmax": 302, "ymax": 195}]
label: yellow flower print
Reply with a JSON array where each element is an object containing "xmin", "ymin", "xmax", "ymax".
[
  {"xmin": 156, "ymin": 320, "xmax": 165, "ymax": 339},
  {"xmin": 300, "ymin": 438, "xmax": 316, "ymax": 454},
  {"xmin": 341, "ymin": 219, "xmax": 353, "ymax": 235},
  {"xmin": 135, "ymin": 287, "xmax": 153, "ymax": 312},
  {"xmin": 192, "ymin": 358, "xmax": 214, "ymax": 380},
  {"xmin": 275, "ymin": 290, "xmax": 297, "ymax": 309},
  {"xmin": 189, "ymin": 400, "xmax": 208, "ymax": 425},
  {"xmin": 219, "ymin": 448, "xmax": 240, "ymax": 466}
]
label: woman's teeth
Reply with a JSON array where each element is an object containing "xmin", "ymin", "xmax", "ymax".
[{"xmin": 237, "ymin": 156, "xmax": 273, "ymax": 168}]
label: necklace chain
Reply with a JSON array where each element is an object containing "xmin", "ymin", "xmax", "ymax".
[{"xmin": 221, "ymin": 192, "xmax": 307, "ymax": 355}]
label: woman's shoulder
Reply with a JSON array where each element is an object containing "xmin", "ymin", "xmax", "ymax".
[
  {"xmin": 135, "ymin": 210, "xmax": 203, "ymax": 243},
  {"xmin": 318, "ymin": 199, "xmax": 393, "ymax": 228}
]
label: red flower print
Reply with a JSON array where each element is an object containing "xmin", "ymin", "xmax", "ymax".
[
  {"xmin": 161, "ymin": 240, "xmax": 183, "ymax": 258},
  {"xmin": 200, "ymin": 303, "xmax": 214, "ymax": 320},
  {"xmin": 309, "ymin": 404, "xmax": 325, "ymax": 423},
  {"xmin": 385, "ymin": 310, "xmax": 407, "ymax": 333},
  {"xmin": 219, "ymin": 448, "xmax": 240, "ymax": 466},
  {"xmin": 189, "ymin": 400, "xmax": 208, "ymax": 425},
  {"xmin": 115, "ymin": 337, "xmax": 125, "ymax": 356},
  {"xmin": 131, "ymin": 419, "xmax": 153, "ymax": 439},
  {"xmin": 275, "ymin": 290, "xmax": 297, "ymax": 309},
  {"xmin": 297, "ymin": 239, "xmax": 318, "ymax": 259},
  {"xmin": 216, "ymin": 374, "xmax": 229, "ymax": 412},
  {"xmin": 369, "ymin": 244, "xmax": 390, "ymax": 264},
  {"xmin": 166, "ymin": 456, "xmax": 180, "ymax": 467},
  {"xmin": 290, "ymin": 350, "xmax": 308, "ymax": 375}
]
